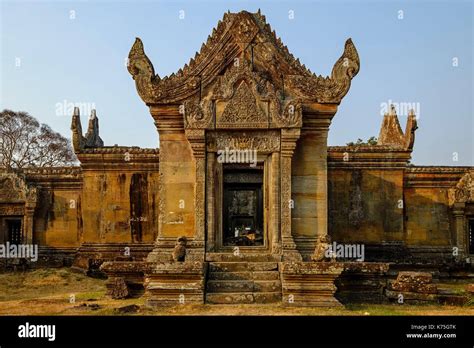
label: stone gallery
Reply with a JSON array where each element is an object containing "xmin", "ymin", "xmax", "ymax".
[{"xmin": 1, "ymin": 10, "xmax": 473, "ymax": 306}]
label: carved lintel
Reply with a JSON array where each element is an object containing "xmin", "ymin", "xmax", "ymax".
[
  {"xmin": 0, "ymin": 205, "xmax": 25, "ymax": 216},
  {"xmin": 206, "ymin": 131, "xmax": 280, "ymax": 153}
]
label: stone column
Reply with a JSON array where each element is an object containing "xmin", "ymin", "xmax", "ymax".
[
  {"xmin": 281, "ymin": 129, "xmax": 302, "ymax": 261},
  {"xmin": 453, "ymin": 202, "xmax": 467, "ymax": 260}
]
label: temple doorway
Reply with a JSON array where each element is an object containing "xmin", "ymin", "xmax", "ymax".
[
  {"xmin": 222, "ymin": 165, "xmax": 264, "ymax": 247},
  {"xmin": 6, "ymin": 219, "xmax": 22, "ymax": 245},
  {"xmin": 469, "ymin": 219, "xmax": 474, "ymax": 255}
]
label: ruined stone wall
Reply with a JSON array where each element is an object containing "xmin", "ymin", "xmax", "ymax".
[
  {"xmin": 77, "ymin": 148, "xmax": 160, "ymax": 245},
  {"xmin": 403, "ymin": 167, "xmax": 471, "ymax": 259},
  {"xmin": 328, "ymin": 167, "xmax": 404, "ymax": 243},
  {"xmin": 24, "ymin": 168, "xmax": 83, "ymax": 249},
  {"xmin": 327, "ymin": 150, "xmax": 472, "ymax": 260},
  {"xmin": 404, "ymin": 187, "xmax": 451, "ymax": 246},
  {"xmin": 80, "ymin": 171, "xmax": 159, "ymax": 244}
]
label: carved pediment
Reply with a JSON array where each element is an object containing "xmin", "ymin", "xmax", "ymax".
[
  {"xmin": 127, "ymin": 10, "xmax": 359, "ymax": 106},
  {"xmin": 0, "ymin": 172, "xmax": 37, "ymax": 204},
  {"xmin": 449, "ymin": 171, "xmax": 474, "ymax": 206},
  {"xmin": 218, "ymin": 81, "xmax": 268, "ymax": 128},
  {"xmin": 183, "ymin": 57, "xmax": 303, "ymax": 130}
]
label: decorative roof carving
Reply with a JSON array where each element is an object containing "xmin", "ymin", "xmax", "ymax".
[
  {"xmin": 127, "ymin": 10, "xmax": 359, "ymax": 106},
  {"xmin": 80, "ymin": 147, "xmax": 159, "ymax": 154},
  {"xmin": 449, "ymin": 171, "xmax": 474, "ymax": 206},
  {"xmin": 377, "ymin": 105, "xmax": 418, "ymax": 150},
  {"xmin": 405, "ymin": 166, "xmax": 474, "ymax": 173},
  {"xmin": 71, "ymin": 107, "xmax": 104, "ymax": 152},
  {"xmin": 85, "ymin": 110, "xmax": 104, "ymax": 147}
]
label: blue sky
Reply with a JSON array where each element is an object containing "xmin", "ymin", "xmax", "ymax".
[{"xmin": 1, "ymin": 0, "xmax": 473, "ymax": 165}]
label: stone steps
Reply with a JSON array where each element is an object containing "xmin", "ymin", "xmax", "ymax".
[
  {"xmin": 207, "ymin": 280, "xmax": 281, "ymax": 292},
  {"xmin": 206, "ymin": 292, "xmax": 282, "ymax": 304},
  {"xmin": 206, "ymin": 261, "xmax": 282, "ymax": 304},
  {"xmin": 209, "ymin": 270, "xmax": 280, "ymax": 281},
  {"xmin": 206, "ymin": 253, "xmax": 281, "ymax": 262},
  {"xmin": 209, "ymin": 261, "xmax": 278, "ymax": 272}
]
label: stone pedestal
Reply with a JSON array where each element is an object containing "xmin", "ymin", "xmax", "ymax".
[
  {"xmin": 335, "ymin": 262, "xmax": 389, "ymax": 303},
  {"xmin": 100, "ymin": 260, "xmax": 150, "ymax": 297},
  {"xmin": 280, "ymin": 262, "xmax": 344, "ymax": 307},
  {"xmin": 144, "ymin": 261, "xmax": 207, "ymax": 306}
]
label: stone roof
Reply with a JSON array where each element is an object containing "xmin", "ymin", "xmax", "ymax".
[{"xmin": 127, "ymin": 10, "xmax": 360, "ymax": 105}]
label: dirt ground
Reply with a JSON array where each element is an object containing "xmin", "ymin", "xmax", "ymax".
[{"xmin": 0, "ymin": 268, "xmax": 472, "ymax": 316}]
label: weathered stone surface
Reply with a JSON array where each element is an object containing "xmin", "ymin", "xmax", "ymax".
[
  {"xmin": 385, "ymin": 271, "xmax": 439, "ymax": 303},
  {"xmin": 207, "ymin": 280, "xmax": 254, "ymax": 292},
  {"xmin": 209, "ymin": 262, "xmax": 278, "ymax": 272},
  {"xmin": 0, "ymin": 10, "xmax": 473, "ymax": 311},
  {"xmin": 106, "ymin": 277, "xmax": 130, "ymax": 299},
  {"xmin": 206, "ymin": 292, "xmax": 254, "ymax": 304},
  {"xmin": 144, "ymin": 261, "xmax": 207, "ymax": 306},
  {"xmin": 206, "ymin": 261, "xmax": 282, "ymax": 304},
  {"xmin": 253, "ymin": 280, "xmax": 281, "ymax": 292},
  {"xmin": 281, "ymin": 262, "xmax": 344, "ymax": 307},
  {"xmin": 388, "ymin": 271, "xmax": 437, "ymax": 294}
]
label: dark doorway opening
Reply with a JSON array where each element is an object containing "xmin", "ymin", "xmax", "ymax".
[
  {"xmin": 469, "ymin": 219, "xmax": 474, "ymax": 254},
  {"xmin": 223, "ymin": 166, "xmax": 264, "ymax": 246},
  {"xmin": 6, "ymin": 219, "xmax": 22, "ymax": 245}
]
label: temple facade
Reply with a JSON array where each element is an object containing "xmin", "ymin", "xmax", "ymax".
[{"xmin": 1, "ymin": 10, "xmax": 473, "ymax": 305}]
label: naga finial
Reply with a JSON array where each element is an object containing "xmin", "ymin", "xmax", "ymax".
[
  {"xmin": 85, "ymin": 109, "xmax": 104, "ymax": 148},
  {"xmin": 127, "ymin": 37, "xmax": 157, "ymax": 81},
  {"xmin": 71, "ymin": 107, "xmax": 85, "ymax": 152},
  {"xmin": 127, "ymin": 38, "xmax": 160, "ymax": 104},
  {"xmin": 331, "ymin": 38, "xmax": 360, "ymax": 82}
]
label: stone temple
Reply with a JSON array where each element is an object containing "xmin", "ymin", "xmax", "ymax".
[{"xmin": 1, "ymin": 10, "xmax": 473, "ymax": 306}]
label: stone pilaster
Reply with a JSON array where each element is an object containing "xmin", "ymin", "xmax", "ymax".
[
  {"xmin": 453, "ymin": 202, "xmax": 467, "ymax": 260},
  {"xmin": 185, "ymin": 129, "xmax": 206, "ymax": 261},
  {"xmin": 280, "ymin": 128, "xmax": 302, "ymax": 261},
  {"xmin": 23, "ymin": 206, "xmax": 35, "ymax": 245},
  {"xmin": 206, "ymin": 152, "xmax": 216, "ymax": 252},
  {"xmin": 291, "ymin": 103, "xmax": 337, "ymax": 259},
  {"xmin": 147, "ymin": 105, "xmax": 196, "ymax": 262},
  {"xmin": 270, "ymin": 152, "xmax": 281, "ymax": 254}
]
